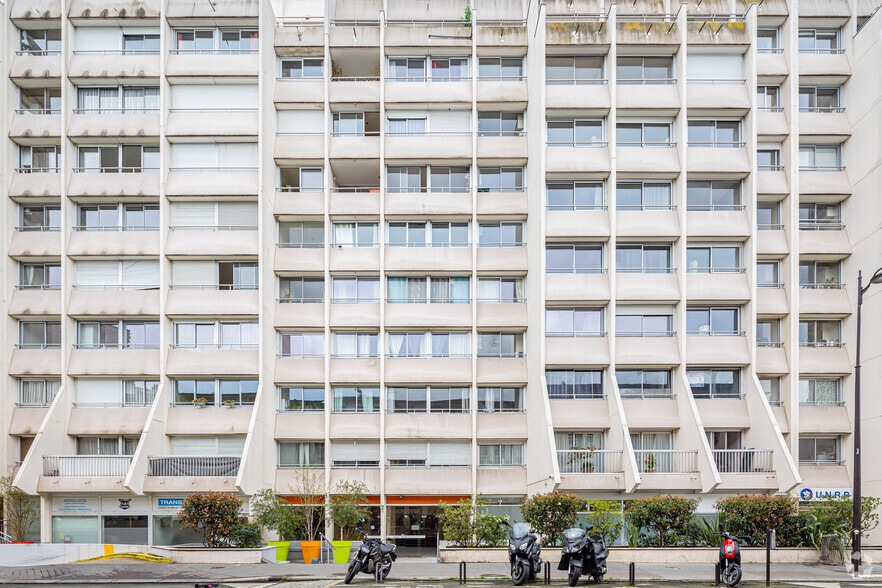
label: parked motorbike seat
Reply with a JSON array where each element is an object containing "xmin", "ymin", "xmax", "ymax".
[{"xmin": 380, "ymin": 543, "xmax": 396, "ymax": 554}]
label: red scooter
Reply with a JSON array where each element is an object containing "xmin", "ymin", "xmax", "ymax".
[{"xmin": 717, "ymin": 531, "xmax": 743, "ymax": 587}]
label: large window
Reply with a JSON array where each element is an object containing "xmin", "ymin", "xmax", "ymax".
[
  {"xmin": 478, "ymin": 57, "xmax": 524, "ymax": 80},
  {"xmin": 76, "ymin": 145, "xmax": 159, "ymax": 173},
  {"xmin": 279, "ymin": 332, "xmax": 324, "ymax": 358},
  {"xmin": 279, "ymin": 222, "xmax": 324, "ymax": 247},
  {"xmin": 174, "ymin": 379, "xmax": 257, "ymax": 406},
  {"xmin": 799, "ymin": 378, "xmax": 842, "ymax": 406},
  {"xmin": 546, "ymin": 120, "xmax": 604, "ymax": 147},
  {"xmin": 799, "ymin": 145, "xmax": 841, "ymax": 171},
  {"xmin": 477, "ymin": 387, "xmax": 524, "ymax": 413},
  {"xmin": 332, "ymin": 223, "xmax": 379, "ymax": 247},
  {"xmin": 279, "ymin": 167, "xmax": 323, "ymax": 192},
  {"xmin": 218, "ymin": 262, "xmax": 258, "ymax": 290},
  {"xmin": 479, "ymin": 445, "xmax": 524, "ymax": 467},
  {"xmin": 280, "ymin": 57, "xmax": 323, "ymax": 78},
  {"xmin": 332, "ymin": 277, "xmax": 380, "ymax": 302},
  {"xmin": 387, "ymin": 276, "xmax": 469, "ymax": 303},
  {"xmin": 616, "ymin": 370, "xmax": 672, "ymax": 398},
  {"xmin": 388, "ymin": 57, "xmax": 469, "ymax": 81},
  {"xmin": 331, "ymin": 442, "xmax": 380, "ymax": 468},
  {"xmin": 799, "ymin": 86, "xmax": 841, "ymax": 112},
  {"xmin": 616, "ymin": 182, "xmax": 672, "ymax": 210},
  {"xmin": 19, "ymin": 263, "xmax": 61, "ymax": 289},
  {"xmin": 686, "ymin": 369, "xmax": 741, "ymax": 398},
  {"xmin": 332, "ymin": 332, "xmax": 379, "ymax": 358},
  {"xmin": 174, "ymin": 28, "xmax": 258, "ymax": 54},
  {"xmin": 799, "ymin": 319, "xmax": 842, "ymax": 347},
  {"xmin": 20, "ymin": 29, "xmax": 61, "ymax": 54},
  {"xmin": 279, "ymin": 387, "xmax": 325, "ymax": 412},
  {"xmin": 759, "ymin": 376, "xmax": 781, "ymax": 406},
  {"xmin": 76, "ymin": 436, "xmax": 138, "ymax": 456},
  {"xmin": 19, "ymin": 87, "xmax": 61, "ymax": 114},
  {"xmin": 546, "ymin": 370, "xmax": 604, "ymax": 399},
  {"xmin": 278, "ymin": 442, "xmax": 325, "ymax": 468},
  {"xmin": 477, "ymin": 333, "xmax": 524, "ymax": 358},
  {"xmin": 76, "ymin": 87, "xmax": 159, "ymax": 114},
  {"xmin": 546, "ymin": 56, "xmax": 604, "ymax": 84},
  {"xmin": 477, "ymin": 112, "xmax": 524, "ymax": 136},
  {"xmin": 757, "ymin": 28, "xmax": 781, "ymax": 53},
  {"xmin": 616, "ymin": 122, "xmax": 673, "ymax": 146},
  {"xmin": 77, "ymin": 321, "xmax": 159, "ymax": 349},
  {"xmin": 546, "ymin": 308, "xmax": 604, "ymax": 337},
  {"xmin": 386, "ymin": 332, "xmax": 470, "ymax": 358},
  {"xmin": 386, "ymin": 166, "xmax": 470, "ymax": 193},
  {"xmin": 799, "ymin": 203, "xmax": 842, "ymax": 230},
  {"xmin": 615, "ymin": 313, "xmax": 673, "ymax": 336},
  {"xmin": 757, "ymin": 86, "xmax": 780, "ymax": 111},
  {"xmin": 686, "ymin": 307, "xmax": 741, "ymax": 335},
  {"xmin": 757, "ymin": 261, "xmax": 780, "ymax": 288},
  {"xmin": 799, "ymin": 437, "xmax": 840, "ymax": 465},
  {"xmin": 386, "ymin": 441, "xmax": 471, "ymax": 468},
  {"xmin": 124, "ymin": 380, "xmax": 159, "ymax": 406},
  {"xmin": 477, "ymin": 277, "xmax": 524, "ymax": 303},
  {"xmin": 332, "ymin": 387, "xmax": 380, "ymax": 413},
  {"xmin": 123, "ymin": 33, "xmax": 160, "ymax": 54},
  {"xmin": 18, "ymin": 146, "xmax": 61, "ymax": 173},
  {"xmin": 478, "ymin": 167, "xmax": 525, "ymax": 191},
  {"xmin": 757, "ymin": 202, "xmax": 781, "ymax": 228},
  {"xmin": 616, "ymin": 244, "xmax": 672, "ymax": 273},
  {"xmin": 756, "ymin": 319, "xmax": 781, "ymax": 347},
  {"xmin": 19, "ymin": 321, "xmax": 61, "ymax": 348},
  {"xmin": 798, "ymin": 29, "xmax": 840, "ymax": 53},
  {"xmin": 74, "ymin": 260, "xmax": 159, "ymax": 290},
  {"xmin": 686, "ymin": 246, "xmax": 741, "ymax": 273},
  {"xmin": 687, "ymin": 120, "xmax": 742, "ymax": 147},
  {"xmin": 686, "ymin": 181, "xmax": 742, "ymax": 210},
  {"xmin": 799, "ymin": 261, "xmax": 840, "ymax": 288},
  {"xmin": 478, "ymin": 222, "xmax": 524, "ymax": 247},
  {"xmin": 173, "ymin": 322, "xmax": 258, "ymax": 348},
  {"xmin": 388, "ymin": 221, "xmax": 469, "ymax": 248},
  {"xmin": 547, "ymin": 244, "xmax": 603, "ymax": 274},
  {"xmin": 616, "ymin": 56, "xmax": 674, "ymax": 84},
  {"xmin": 280, "ymin": 277, "xmax": 324, "ymax": 303},
  {"xmin": 546, "ymin": 181, "xmax": 604, "ymax": 210},
  {"xmin": 18, "ymin": 379, "xmax": 61, "ymax": 407},
  {"xmin": 387, "ymin": 386, "xmax": 470, "ymax": 413},
  {"xmin": 78, "ymin": 203, "xmax": 159, "ymax": 231}
]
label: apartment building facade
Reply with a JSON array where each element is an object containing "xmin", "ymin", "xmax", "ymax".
[{"xmin": 2, "ymin": 0, "xmax": 881, "ymax": 548}]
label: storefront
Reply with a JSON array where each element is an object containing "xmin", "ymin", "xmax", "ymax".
[{"xmin": 50, "ymin": 496, "xmax": 150, "ymax": 544}]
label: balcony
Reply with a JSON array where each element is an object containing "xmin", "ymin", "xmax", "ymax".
[
  {"xmin": 713, "ymin": 449, "xmax": 778, "ymax": 490},
  {"xmin": 477, "ymin": 468, "xmax": 529, "ymax": 495},
  {"xmin": 166, "ymin": 53, "xmax": 258, "ymax": 79},
  {"xmin": 756, "ymin": 229, "xmax": 789, "ymax": 257},
  {"xmin": 386, "ymin": 247, "xmax": 472, "ymax": 273},
  {"xmin": 68, "ymin": 112, "xmax": 159, "ymax": 138},
  {"xmin": 67, "ymin": 230, "xmax": 158, "ymax": 257},
  {"xmin": 685, "ymin": 272, "xmax": 750, "ymax": 302},
  {"xmin": 622, "ymin": 398, "xmax": 679, "ymax": 429},
  {"xmin": 799, "ymin": 286, "xmax": 851, "ymax": 315},
  {"xmin": 328, "ymin": 468, "xmax": 381, "ymax": 495},
  {"xmin": 385, "ymin": 358, "xmax": 472, "ymax": 383},
  {"xmin": 546, "ymin": 210, "xmax": 610, "ymax": 238},
  {"xmin": 9, "ymin": 288, "xmax": 61, "ymax": 317},
  {"xmin": 9, "ymin": 347, "xmax": 62, "ymax": 376},
  {"xmin": 476, "ymin": 79, "xmax": 528, "ymax": 105},
  {"xmin": 384, "ymin": 22, "xmax": 473, "ymax": 48},
  {"xmin": 9, "ymin": 230, "xmax": 61, "ymax": 258},
  {"xmin": 68, "ymin": 0, "xmax": 161, "ymax": 19},
  {"xmin": 275, "ymin": 357, "xmax": 324, "ymax": 383},
  {"xmin": 476, "ymin": 190, "xmax": 528, "ymax": 215},
  {"xmin": 68, "ymin": 170, "xmax": 160, "ymax": 197},
  {"xmin": 385, "ymin": 81, "xmax": 471, "ymax": 104},
  {"xmin": 329, "ymin": 135, "xmax": 378, "ymax": 160},
  {"xmin": 686, "ymin": 82, "xmax": 750, "ymax": 111},
  {"xmin": 686, "ymin": 209, "xmax": 750, "ymax": 238},
  {"xmin": 40, "ymin": 455, "xmax": 132, "ymax": 492},
  {"xmin": 756, "ymin": 111, "xmax": 790, "ymax": 140},
  {"xmin": 329, "ymin": 302, "xmax": 381, "ymax": 327},
  {"xmin": 9, "ymin": 112, "xmax": 61, "ymax": 140},
  {"xmin": 687, "ymin": 147, "xmax": 750, "ymax": 175},
  {"xmin": 686, "ymin": 19, "xmax": 750, "ymax": 45},
  {"xmin": 545, "ymin": 336, "xmax": 610, "ymax": 366},
  {"xmin": 557, "ymin": 449, "xmax": 623, "ymax": 474},
  {"xmin": 275, "ymin": 302, "xmax": 325, "ymax": 328},
  {"xmin": 275, "ymin": 247, "xmax": 324, "ymax": 273},
  {"xmin": 328, "ymin": 79, "xmax": 379, "ymax": 104},
  {"xmin": 166, "ymin": 228, "xmax": 258, "ymax": 257},
  {"xmin": 616, "ymin": 84, "xmax": 678, "ymax": 111},
  {"xmin": 329, "ymin": 358, "xmax": 380, "ymax": 382},
  {"xmin": 799, "ymin": 229, "xmax": 851, "ymax": 257},
  {"xmin": 476, "ymin": 412, "xmax": 528, "ymax": 440},
  {"xmin": 685, "ymin": 334, "xmax": 749, "ymax": 365},
  {"xmin": 616, "ymin": 146, "xmax": 680, "ymax": 173},
  {"xmin": 385, "ymin": 135, "xmax": 471, "ymax": 160},
  {"xmin": 615, "ymin": 335, "xmax": 680, "ymax": 365},
  {"xmin": 11, "ymin": 0, "xmax": 62, "ymax": 20},
  {"xmin": 799, "ymin": 111, "xmax": 851, "ymax": 140},
  {"xmin": 166, "ymin": 288, "xmax": 258, "ymax": 316},
  {"xmin": 9, "ymin": 53, "xmax": 61, "ymax": 82},
  {"xmin": 545, "ymin": 146, "xmax": 610, "ymax": 174},
  {"xmin": 275, "ymin": 79, "xmax": 324, "ymax": 104},
  {"xmin": 167, "ymin": 110, "xmax": 258, "ymax": 138},
  {"xmin": 634, "ymin": 449, "xmax": 698, "ymax": 474},
  {"xmin": 385, "ymin": 413, "xmax": 471, "ymax": 439},
  {"xmin": 166, "ymin": 347, "xmax": 258, "ymax": 376},
  {"xmin": 67, "ymin": 288, "xmax": 160, "ymax": 317},
  {"xmin": 275, "ymin": 414, "xmax": 325, "ymax": 439},
  {"xmin": 68, "ymin": 348, "xmax": 160, "ymax": 376},
  {"xmin": 384, "ymin": 467, "xmax": 471, "ymax": 495},
  {"xmin": 477, "ymin": 357, "xmax": 528, "ymax": 384},
  {"xmin": 616, "ymin": 272, "xmax": 680, "ymax": 301},
  {"xmin": 798, "ymin": 53, "xmax": 851, "ymax": 79},
  {"xmin": 329, "ymin": 413, "xmax": 381, "ymax": 439},
  {"xmin": 384, "ymin": 303, "xmax": 471, "ymax": 329},
  {"xmin": 756, "ymin": 169, "xmax": 790, "ymax": 195},
  {"xmin": 166, "ymin": 168, "xmax": 258, "ymax": 196},
  {"xmin": 550, "ymin": 399, "xmax": 610, "ymax": 430},
  {"xmin": 384, "ymin": 192, "xmax": 472, "ymax": 216},
  {"xmin": 616, "ymin": 209, "xmax": 680, "ymax": 238},
  {"xmin": 329, "ymin": 247, "xmax": 381, "ymax": 273},
  {"xmin": 547, "ymin": 84, "xmax": 610, "ymax": 110},
  {"xmin": 546, "ymin": 20, "xmax": 610, "ymax": 46},
  {"xmin": 329, "ymin": 191, "xmax": 380, "ymax": 216},
  {"xmin": 797, "ymin": 169, "xmax": 852, "ymax": 196},
  {"xmin": 544, "ymin": 273, "xmax": 610, "ymax": 303},
  {"xmin": 9, "ymin": 171, "xmax": 61, "ymax": 198},
  {"xmin": 476, "ymin": 302, "xmax": 528, "ymax": 329},
  {"xmin": 757, "ymin": 52, "xmax": 788, "ymax": 77},
  {"xmin": 69, "ymin": 406, "xmax": 150, "ymax": 435},
  {"xmin": 756, "ymin": 346, "xmax": 789, "ymax": 374},
  {"xmin": 68, "ymin": 52, "xmax": 161, "ymax": 82},
  {"xmin": 476, "ymin": 135, "xmax": 528, "ymax": 160},
  {"xmin": 147, "ymin": 455, "xmax": 241, "ymax": 476},
  {"xmin": 798, "ymin": 345, "xmax": 851, "ymax": 375}
]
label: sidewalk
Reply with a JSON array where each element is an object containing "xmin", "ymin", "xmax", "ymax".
[{"xmin": 0, "ymin": 558, "xmax": 876, "ymax": 585}]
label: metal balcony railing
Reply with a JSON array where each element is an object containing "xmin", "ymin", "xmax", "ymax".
[
  {"xmin": 713, "ymin": 449, "xmax": 774, "ymax": 473},
  {"xmin": 634, "ymin": 449, "xmax": 698, "ymax": 473},
  {"xmin": 43, "ymin": 455, "xmax": 132, "ymax": 477},
  {"xmin": 147, "ymin": 456, "xmax": 241, "ymax": 477},
  {"xmin": 557, "ymin": 449, "xmax": 623, "ymax": 474}
]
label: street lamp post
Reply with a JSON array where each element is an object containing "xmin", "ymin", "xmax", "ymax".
[{"xmin": 853, "ymin": 266, "xmax": 882, "ymax": 574}]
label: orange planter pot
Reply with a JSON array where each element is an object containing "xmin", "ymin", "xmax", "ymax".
[{"xmin": 300, "ymin": 540, "xmax": 322, "ymax": 564}]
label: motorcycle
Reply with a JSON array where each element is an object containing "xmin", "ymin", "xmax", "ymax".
[
  {"xmin": 717, "ymin": 531, "xmax": 743, "ymax": 587},
  {"xmin": 505, "ymin": 520, "xmax": 543, "ymax": 586},
  {"xmin": 557, "ymin": 526, "xmax": 608, "ymax": 585},
  {"xmin": 343, "ymin": 532, "xmax": 397, "ymax": 584}
]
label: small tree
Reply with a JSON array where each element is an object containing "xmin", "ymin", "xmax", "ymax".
[
  {"xmin": 329, "ymin": 480, "xmax": 369, "ymax": 540},
  {"xmin": 585, "ymin": 500, "xmax": 624, "ymax": 545},
  {"xmin": 250, "ymin": 488, "xmax": 303, "ymax": 540},
  {"xmin": 288, "ymin": 468, "xmax": 326, "ymax": 541},
  {"xmin": 521, "ymin": 491, "xmax": 587, "ymax": 546},
  {"xmin": 179, "ymin": 492, "xmax": 243, "ymax": 547},
  {"xmin": 0, "ymin": 476, "xmax": 40, "ymax": 542},
  {"xmin": 626, "ymin": 496, "xmax": 698, "ymax": 547},
  {"xmin": 438, "ymin": 497, "xmax": 507, "ymax": 547}
]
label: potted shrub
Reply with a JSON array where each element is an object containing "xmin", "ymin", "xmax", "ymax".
[
  {"xmin": 328, "ymin": 480, "xmax": 369, "ymax": 563},
  {"xmin": 287, "ymin": 468, "xmax": 327, "ymax": 564},
  {"xmin": 192, "ymin": 397, "xmax": 208, "ymax": 408},
  {"xmin": 223, "ymin": 399, "xmax": 237, "ymax": 408},
  {"xmin": 250, "ymin": 488, "xmax": 303, "ymax": 562}
]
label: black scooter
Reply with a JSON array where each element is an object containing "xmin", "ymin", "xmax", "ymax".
[
  {"xmin": 557, "ymin": 526, "xmax": 609, "ymax": 585},
  {"xmin": 343, "ymin": 532, "xmax": 397, "ymax": 583},
  {"xmin": 505, "ymin": 521, "xmax": 543, "ymax": 586},
  {"xmin": 717, "ymin": 531, "xmax": 743, "ymax": 587}
]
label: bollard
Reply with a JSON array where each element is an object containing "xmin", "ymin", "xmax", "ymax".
[
  {"xmin": 459, "ymin": 561, "xmax": 467, "ymax": 584},
  {"xmin": 628, "ymin": 562, "xmax": 636, "ymax": 586},
  {"xmin": 544, "ymin": 561, "xmax": 551, "ymax": 584},
  {"xmin": 765, "ymin": 529, "xmax": 772, "ymax": 587},
  {"xmin": 714, "ymin": 562, "xmax": 721, "ymax": 585}
]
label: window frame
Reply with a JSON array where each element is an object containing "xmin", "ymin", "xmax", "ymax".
[
  {"xmin": 279, "ymin": 386, "xmax": 326, "ymax": 413},
  {"xmin": 686, "ymin": 368, "xmax": 742, "ymax": 399},
  {"xmin": 545, "ymin": 369, "xmax": 604, "ymax": 399}
]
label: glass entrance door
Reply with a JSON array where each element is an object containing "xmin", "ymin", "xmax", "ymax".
[{"xmin": 386, "ymin": 505, "xmax": 439, "ymax": 557}]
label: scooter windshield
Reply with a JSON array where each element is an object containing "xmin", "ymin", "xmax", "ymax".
[
  {"xmin": 563, "ymin": 528, "xmax": 586, "ymax": 540},
  {"xmin": 511, "ymin": 523, "xmax": 529, "ymax": 539}
]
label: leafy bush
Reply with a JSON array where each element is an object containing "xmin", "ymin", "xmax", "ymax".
[
  {"xmin": 230, "ymin": 521, "xmax": 262, "ymax": 548},
  {"xmin": 249, "ymin": 488, "xmax": 303, "ymax": 540},
  {"xmin": 330, "ymin": 480, "xmax": 369, "ymax": 540},
  {"xmin": 585, "ymin": 500, "xmax": 623, "ymax": 545},
  {"xmin": 625, "ymin": 496, "xmax": 698, "ymax": 547},
  {"xmin": 715, "ymin": 495, "xmax": 801, "ymax": 546},
  {"xmin": 799, "ymin": 496, "xmax": 880, "ymax": 548},
  {"xmin": 179, "ymin": 492, "xmax": 243, "ymax": 547},
  {"xmin": 521, "ymin": 492, "xmax": 587, "ymax": 546},
  {"xmin": 438, "ymin": 497, "xmax": 507, "ymax": 547},
  {"xmin": 0, "ymin": 476, "xmax": 40, "ymax": 542},
  {"xmin": 685, "ymin": 516, "xmax": 719, "ymax": 547}
]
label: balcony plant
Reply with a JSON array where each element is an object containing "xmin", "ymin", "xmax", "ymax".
[
  {"xmin": 644, "ymin": 452, "xmax": 656, "ymax": 473},
  {"xmin": 250, "ymin": 488, "xmax": 303, "ymax": 561},
  {"xmin": 223, "ymin": 399, "xmax": 237, "ymax": 408},
  {"xmin": 328, "ymin": 480, "xmax": 369, "ymax": 563},
  {"xmin": 568, "ymin": 445, "xmax": 597, "ymax": 473},
  {"xmin": 192, "ymin": 397, "xmax": 208, "ymax": 408}
]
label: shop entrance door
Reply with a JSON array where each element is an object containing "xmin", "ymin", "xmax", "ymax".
[{"xmin": 386, "ymin": 505, "xmax": 439, "ymax": 557}]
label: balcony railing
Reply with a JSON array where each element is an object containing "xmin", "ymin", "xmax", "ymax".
[
  {"xmin": 800, "ymin": 340, "xmax": 843, "ymax": 348},
  {"xmin": 43, "ymin": 455, "xmax": 132, "ymax": 477},
  {"xmin": 557, "ymin": 449, "xmax": 623, "ymax": 474},
  {"xmin": 634, "ymin": 450, "xmax": 698, "ymax": 473},
  {"xmin": 147, "ymin": 456, "xmax": 241, "ymax": 476},
  {"xmin": 799, "ymin": 281, "xmax": 843, "ymax": 289},
  {"xmin": 800, "ymin": 220, "xmax": 844, "ymax": 230},
  {"xmin": 713, "ymin": 449, "xmax": 774, "ymax": 473}
]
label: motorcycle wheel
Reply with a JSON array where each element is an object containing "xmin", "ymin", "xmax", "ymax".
[
  {"xmin": 591, "ymin": 572, "xmax": 604, "ymax": 584},
  {"xmin": 512, "ymin": 561, "xmax": 529, "ymax": 586},
  {"xmin": 375, "ymin": 557, "xmax": 392, "ymax": 583},
  {"xmin": 567, "ymin": 567, "xmax": 580, "ymax": 586},
  {"xmin": 343, "ymin": 561, "xmax": 360, "ymax": 585},
  {"xmin": 723, "ymin": 565, "xmax": 742, "ymax": 587}
]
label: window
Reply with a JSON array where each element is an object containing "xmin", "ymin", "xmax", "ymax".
[
  {"xmin": 332, "ymin": 222, "xmax": 379, "ymax": 247},
  {"xmin": 478, "ymin": 387, "xmax": 524, "ymax": 412},
  {"xmin": 757, "ymin": 202, "xmax": 781, "ymax": 229},
  {"xmin": 757, "ymin": 86, "xmax": 780, "ymax": 111},
  {"xmin": 759, "ymin": 376, "xmax": 781, "ymax": 406},
  {"xmin": 616, "ymin": 370, "xmax": 672, "ymax": 398},
  {"xmin": 478, "ymin": 57, "xmax": 524, "ymax": 80},
  {"xmin": 18, "ymin": 379, "xmax": 61, "ymax": 407},
  {"xmin": 799, "ymin": 86, "xmax": 841, "ymax": 112},
  {"xmin": 478, "ymin": 222, "xmax": 524, "ymax": 247},
  {"xmin": 799, "ymin": 378, "xmax": 842, "ymax": 406},
  {"xmin": 477, "ymin": 112, "xmax": 524, "ymax": 136},
  {"xmin": 20, "ymin": 29, "xmax": 61, "ymax": 54},
  {"xmin": 387, "ymin": 57, "xmax": 426, "ymax": 81},
  {"xmin": 388, "ymin": 57, "xmax": 469, "ymax": 81},
  {"xmin": 76, "ymin": 145, "xmax": 159, "ymax": 173},
  {"xmin": 757, "ymin": 261, "xmax": 780, "ymax": 288},
  {"xmin": 429, "ymin": 167, "xmax": 470, "ymax": 192},
  {"xmin": 19, "ymin": 205, "xmax": 59, "ymax": 231},
  {"xmin": 19, "ymin": 321, "xmax": 61, "ymax": 348},
  {"xmin": 686, "ymin": 246, "xmax": 741, "ymax": 273},
  {"xmin": 800, "ymin": 203, "xmax": 842, "ymax": 230},
  {"xmin": 173, "ymin": 322, "xmax": 257, "ymax": 348},
  {"xmin": 279, "ymin": 222, "xmax": 324, "ymax": 247},
  {"xmin": 546, "ymin": 55, "xmax": 604, "ymax": 84},
  {"xmin": 686, "ymin": 307, "xmax": 741, "ymax": 335},
  {"xmin": 386, "ymin": 441, "xmax": 471, "ymax": 468},
  {"xmin": 799, "ymin": 145, "xmax": 842, "ymax": 171},
  {"xmin": 546, "ymin": 181, "xmax": 604, "ymax": 210},
  {"xmin": 174, "ymin": 379, "xmax": 216, "ymax": 406},
  {"xmin": 548, "ymin": 244, "xmax": 604, "ymax": 273},
  {"xmin": 799, "ymin": 437, "xmax": 840, "ymax": 465},
  {"xmin": 74, "ymin": 260, "xmax": 159, "ymax": 290},
  {"xmin": 20, "ymin": 263, "xmax": 61, "ymax": 289},
  {"xmin": 279, "ymin": 332, "xmax": 324, "ymax": 358},
  {"xmin": 333, "ymin": 112, "xmax": 378, "ymax": 137},
  {"xmin": 219, "ymin": 379, "xmax": 258, "ymax": 405},
  {"xmin": 546, "ymin": 370, "xmax": 604, "ymax": 399},
  {"xmin": 387, "ymin": 276, "xmax": 470, "ymax": 303},
  {"xmin": 124, "ymin": 380, "xmax": 158, "ymax": 406},
  {"xmin": 479, "ymin": 444, "xmax": 524, "ymax": 467},
  {"xmin": 687, "ymin": 54, "xmax": 743, "ymax": 82},
  {"xmin": 798, "ymin": 29, "xmax": 840, "ymax": 53},
  {"xmin": 708, "ymin": 431, "xmax": 744, "ymax": 471},
  {"xmin": 123, "ymin": 204, "xmax": 160, "ymax": 230},
  {"xmin": 76, "ymin": 436, "xmax": 138, "ymax": 456},
  {"xmin": 332, "ymin": 332, "xmax": 379, "ymax": 358},
  {"xmin": 332, "ymin": 386, "xmax": 380, "ymax": 413},
  {"xmin": 555, "ymin": 432, "xmax": 604, "ymax": 473},
  {"xmin": 218, "ymin": 262, "xmax": 258, "ymax": 290},
  {"xmin": 757, "ymin": 28, "xmax": 781, "ymax": 53},
  {"xmin": 387, "ymin": 386, "xmax": 470, "ymax": 413},
  {"xmin": 546, "ymin": 308, "xmax": 604, "ymax": 337},
  {"xmin": 279, "ymin": 387, "xmax": 325, "ymax": 412},
  {"xmin": 616, "ymin": 244, "xmax": 672, "ymax": 273},
  {"xmin": 174, "ymin": 29, "xmax": 258, "ymax": 54},
  {"xmin": 221, "ymin": 322, "xmax": 259, "ymax": 348},
  {"xmin": 546, "ymin": 120, "xmax": 604, "ymax": 147},
  {"xmin": 279, "ymin": 167, "xmax": 323, "ymax": 192},
  {"xmin": 756, "ymin": 319, "xmax": 781, "ymax": 347},
  {"xmin": 686, "ymin": 180, "xmax": 741, "ymax": 210},
  {"xmin": 19, "ymin": 87, "xmax": 61, "ymax": 114},
  {"xmin": 616, "ymin": 122, "xmax": 673, "ymax": 146},
  {"xmin": 799, "ymin": 261, "xmax": 840, "ymax": 288},
  {"xmin": 616, "ymin": 56, "xmax": 674, "ymax": 84},
  {"xmin": 757, "ymin": 150, "xmax": 781, "ymax": 171},
  {"xmin": 615, "ymin": 313, "xmax": 673, "ymax": 336},
  {"xmin": 477, "ymin": 277, "xmax": 524, "ymax": 303},
  {"xmin": 799, "ymin": 319, "xmax": 842, "ymax": 347},
  {"xmin": 278, "ymin": 442, "xmax": 325, "ymax": 468},
  {"xmin": 280, "ymin": 277, "xmax": 324, "ymax": 302},
  {"xmin": 18, "ymin": 146, "xmax": 61, "ymax": 172},
  {"xmin": 76, "ymin": 87, "xmax": 159, "ymax": 114},
  {"xmin": 386, "ymin": 117, "xmax": 426, "ymax": 136},
  {"xmin": 687, "ymin": 369, "xmax": 741, "ymax": 398},
  {"xmin": 630, "ymin": 432, "xmax": 673, "ymax": 472},
  {"xmin": 386, "ymin": 332, "xmax": 470, "ymax": 358},
  {"xmin": 123, "ymin": 33, "xmax": 160, "ymax": 54},
  {"xmin": 77, "ymin": 321, "xmax": 159, "ymax": 349},
  {"xmin": 78, "ymin": 203, "xmax": 159, "ymax": 231},
  {"xmin": 280, "ymin": 57, "xmax": 323, "ymax": 78},
  {"xmin": 428, "ymin": 57, "xmax": 469, "ymax": 81},
  {"xmin": 332, "ymin": 276, "xmax": 380, "ymax": 302},
  {"xmin": 331, "ymin": 442, "xmax": 380, "ymax": 468},
  {"xmin": 387, "ymin": 166, "xmax": 426, "ymax": 192},
  {"xmin": 687, "ymin": 120, "xmax": 742, "ymax": 147},
  {"xmin": 616, "ymin": 182, "xmax": 672, "ymax": 210},
  {"xmin": 478, "ymin": 167, "xmax": 525, "ymax": 191},
  {"xmin": 477, "ymin": 333, "xmax": 524, "ymax": 357}
]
